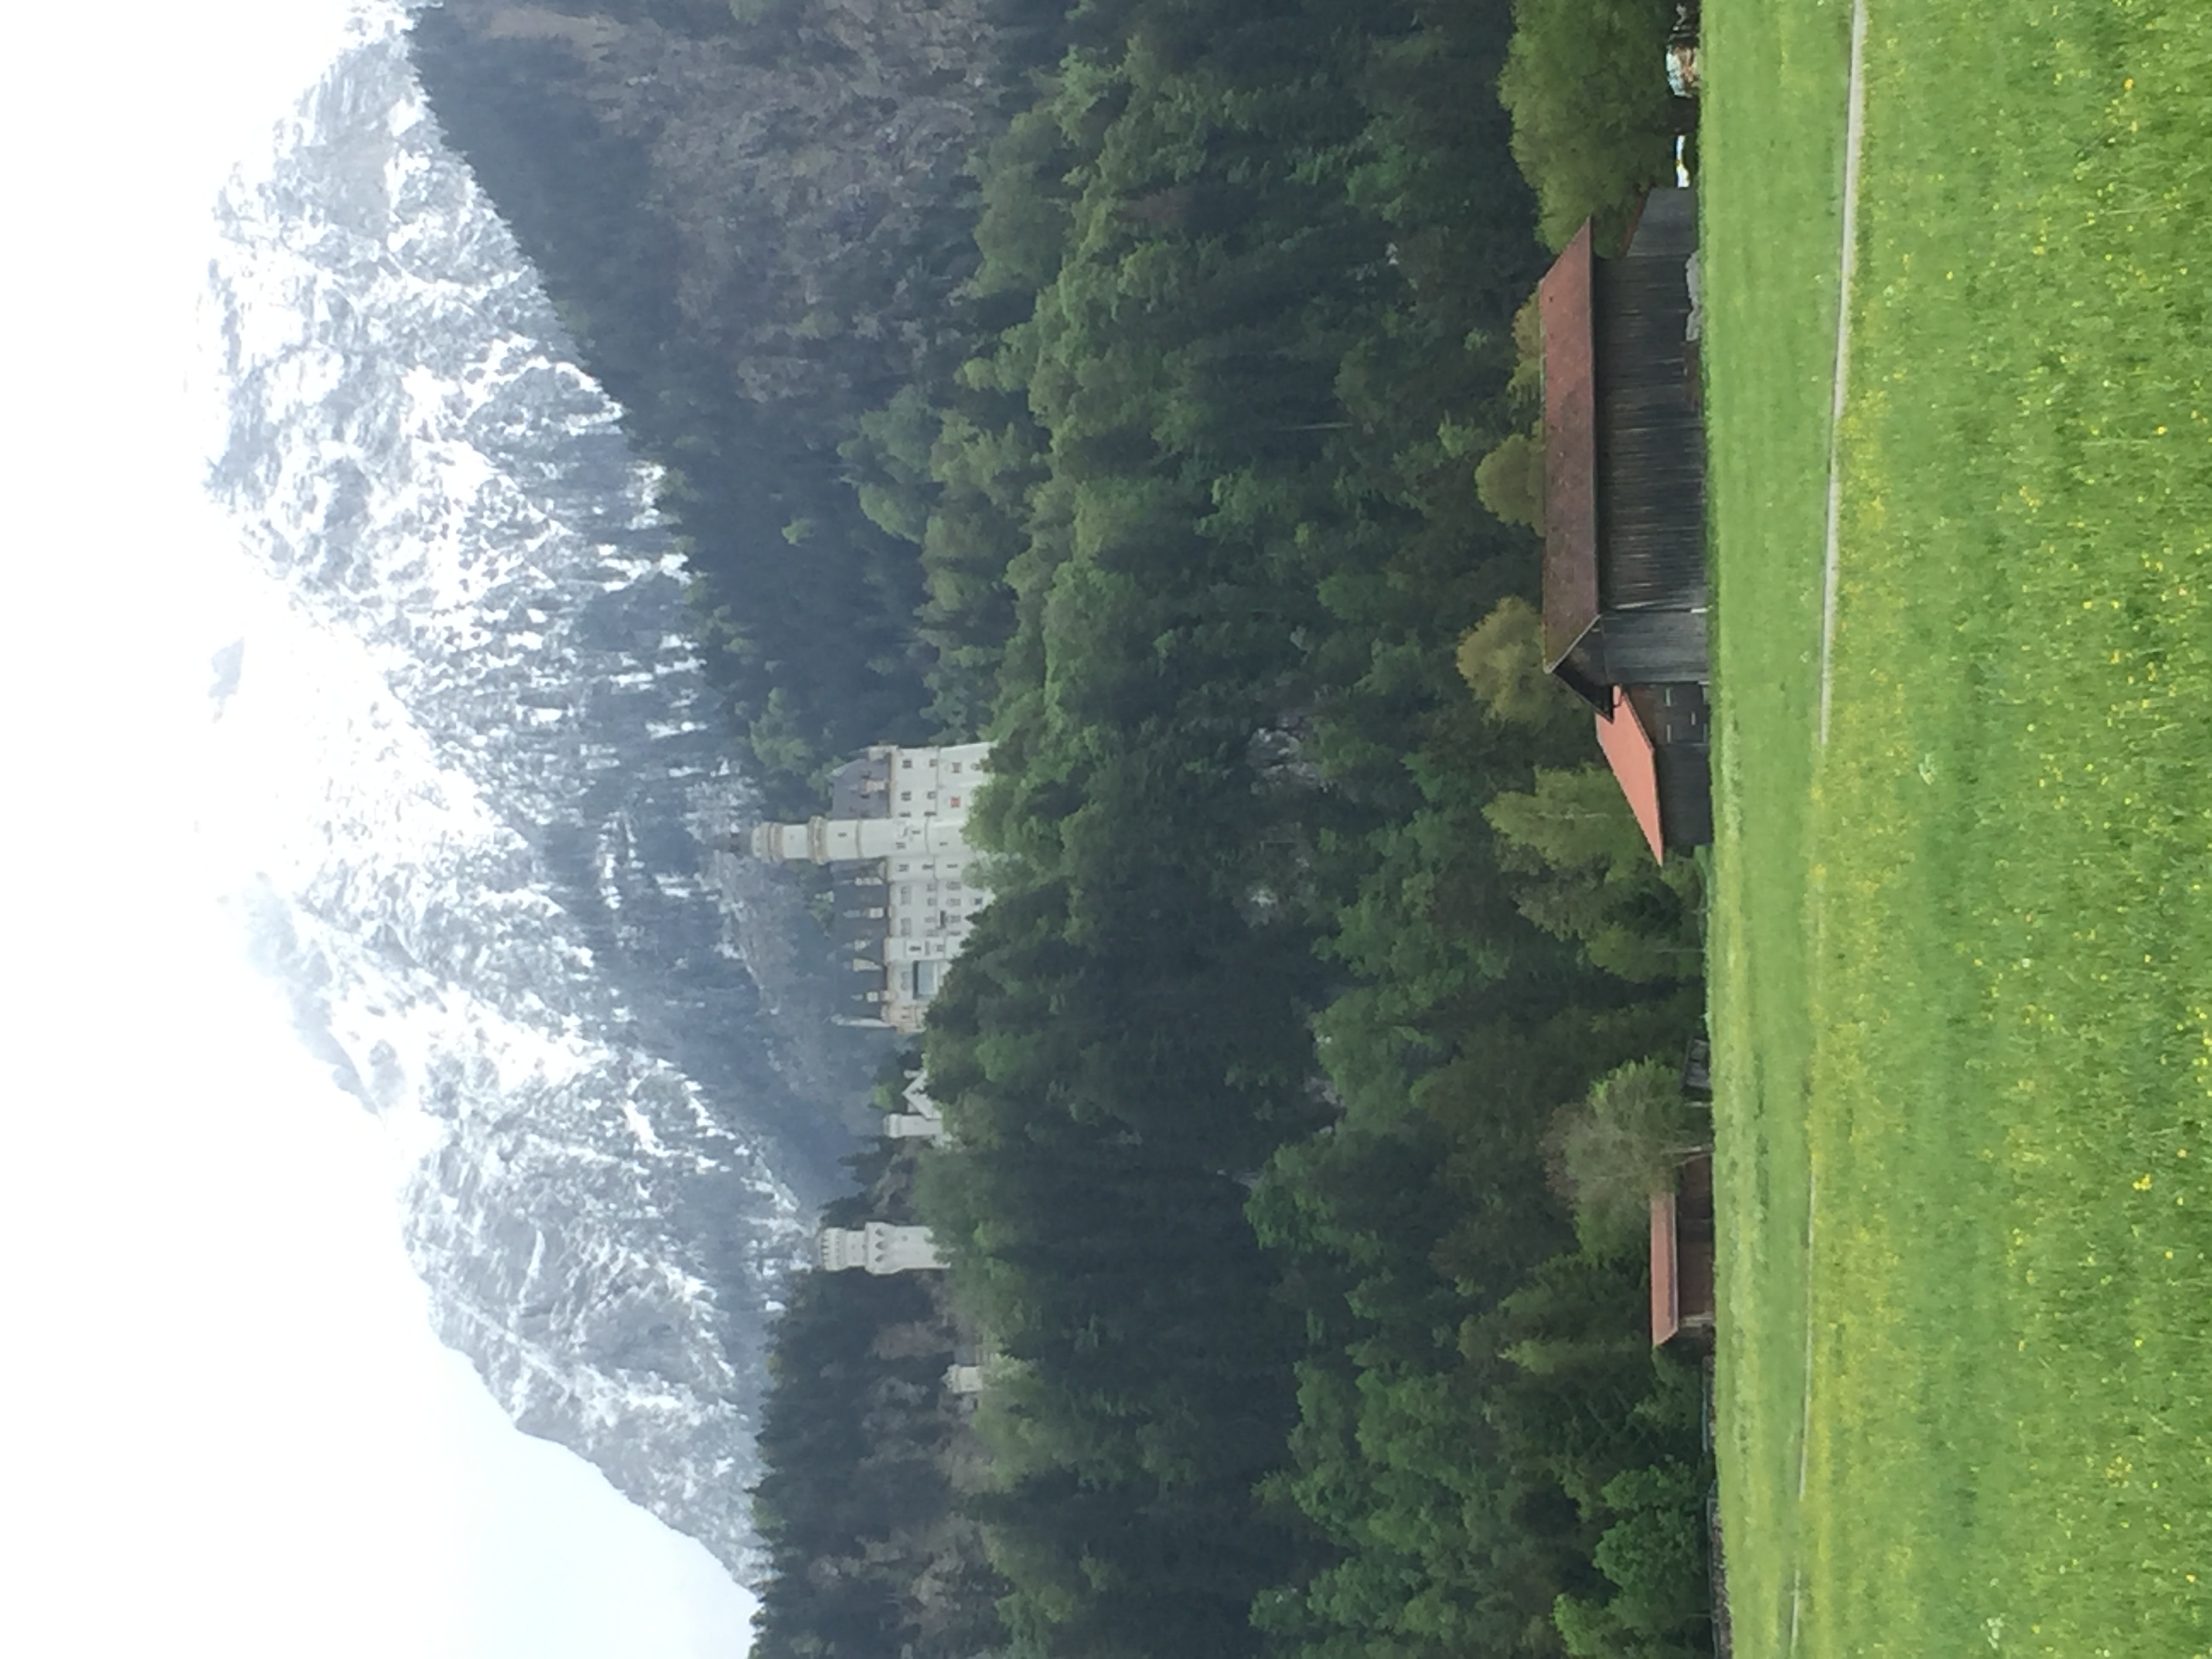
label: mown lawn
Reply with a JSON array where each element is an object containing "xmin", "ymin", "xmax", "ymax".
[{"xmin": 1704, "ymin": 3, "xmax": 2212, "ymax": 1656}]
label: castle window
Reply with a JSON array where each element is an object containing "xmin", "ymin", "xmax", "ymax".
[
  {"xmin": 901, "ymin": 791, "xmax": 912, "ymax": 802},
  {"xmin": 950, "ymin": 762, "xmax": 962, "ymax": 774}
]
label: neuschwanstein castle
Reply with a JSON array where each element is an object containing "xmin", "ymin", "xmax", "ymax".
[
  {"xmin": 749, "ymin": 741, "xmax": 991, "ymax": 1034},
  {"xmin": 751, "ymin": 742, "xmax": 988, "ymax": 1281}
]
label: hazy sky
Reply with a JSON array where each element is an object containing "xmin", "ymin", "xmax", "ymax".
[{"xmin": 0, "ymin": 3, "xmax": 756, "ymax": 1653}]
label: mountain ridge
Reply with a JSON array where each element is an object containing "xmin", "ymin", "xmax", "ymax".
[{"xmin": 203, "ymin": 19, "xmax": 878, "ymax": 1574}]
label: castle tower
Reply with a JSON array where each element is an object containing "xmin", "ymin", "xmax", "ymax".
[
  {"xmin": 747, "ymin": 814, "xmax": 972, "ymax": 865},
  {"xmin": 817, "ymin": 1222, "xmax": 945, "ymax": 1274},
  {"xmin": 882, "ymin": 1069, "xmax": 948, "ymax": 1142}
]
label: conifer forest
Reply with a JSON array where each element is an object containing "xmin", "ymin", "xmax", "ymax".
[{"xmin": 413, "ymin": 2, "xmax": 1710, "ymax": 1655}]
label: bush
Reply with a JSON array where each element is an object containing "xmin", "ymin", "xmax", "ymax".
[
  {"xmin": 1547, "ymin": 1057, "xmax": 1701, "ymax": 1257},
  {"xmin": 1498, "ymin": 0, "xmax": 1683, "ymax": 249},
  {"xmin": 1475, "ymin": 430, "xmax": 1546, "ymax": 528},
  {"xmin": 1456, "ymin": 594, "xmax": 1573, "ymax": 725}
]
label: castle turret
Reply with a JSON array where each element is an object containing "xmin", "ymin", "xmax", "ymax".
[
  {"xmin": 749, "ymin": 814, "xmax": 973, "ymax": 865},
  {"xmin": 817, "ymin": 1222, "xmax": 945, "ymax": 1274},
  {"xmin": 882, "ymin": 1068, "xmax": 948, "ymax": 1142}
]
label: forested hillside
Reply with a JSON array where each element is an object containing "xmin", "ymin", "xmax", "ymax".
[
  {"xmin": 412, "ymin": 0, "xmax": 1059, "ymax": 808},
  {"xmin": 411, "ymin": 1, "xmax": 1708, "ymax": 1655},
  {"xmin": 751, "ymin": 1118, "xmax": 1008, "ymax": 1659},
  {"xmin": 893, "ymin": 4, "xmax": 1710, "ymax": 1654}
]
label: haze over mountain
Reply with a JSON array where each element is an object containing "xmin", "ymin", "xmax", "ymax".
[{"xmin": 199, "ymin": 14, "xmax": 885, "ymax": 1575}]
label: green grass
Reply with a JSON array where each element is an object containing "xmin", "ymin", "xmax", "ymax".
[{"xmin": 1704, "ymin": 3, "xmax": 2212, "ymax": 1656}]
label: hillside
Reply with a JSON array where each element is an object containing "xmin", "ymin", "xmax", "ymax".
[
  {"xmin": 411, "ymin": 3, "xmax": 1719, "ymax": 1656},
  {"xmin": 411, "ymin": 0, "xmax": 1046, "ymax": 806}
]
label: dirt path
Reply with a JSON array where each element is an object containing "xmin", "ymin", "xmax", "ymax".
[
  {"xmin": 1816, "ymin": 0, "xmax": 1873, "ymax": 746},
  {"xmin": 1795, "ymin": 5, "xmax": 1872, "ymax": 1651}
]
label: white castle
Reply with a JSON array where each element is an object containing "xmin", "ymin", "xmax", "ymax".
[
  {"xmin": 749, "ymin": 742, "xmax": 990, "ymax": 1033},
  {"xmin": 815, "ymin": 1222, "xmax": 945, "ymax": 1274}
]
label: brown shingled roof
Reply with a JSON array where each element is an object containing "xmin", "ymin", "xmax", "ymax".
[
  {"xmin": 1540, "ymin": 222, "xmax": 1599, "ymax": 672},
  {"xmin": 1650, "ymin": 1191, "xmax": 1681, "ymax": 1346}
]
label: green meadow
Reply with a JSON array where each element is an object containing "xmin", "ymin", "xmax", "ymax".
[{"xmin": 1703, "ymin": 1, "xmax": 2212, "ymax": 1654}]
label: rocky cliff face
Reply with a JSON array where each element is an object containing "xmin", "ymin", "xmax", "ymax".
[
  {"xmin": 411, "ymin": 0, "xmax": 1003, "ymax": 417},
  {"xmin": 205, "ymin": 13, "xmax": 885, "ymax": 1574}
]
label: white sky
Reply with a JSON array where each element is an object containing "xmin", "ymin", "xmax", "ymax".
[{"xmin": 0, "ymin": 3, "xmax": 758, "ymax": 1654}]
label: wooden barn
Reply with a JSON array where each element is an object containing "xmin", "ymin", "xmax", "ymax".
[
  {"xmin": 1540, "ymin": 188, "xmax": 1712, "ymax": 859},
  {"xmin": 1650, "ymin": 1149, "xmax": 1716, "ymax": 1347}
]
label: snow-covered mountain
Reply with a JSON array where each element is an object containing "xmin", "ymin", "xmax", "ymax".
[{"xmin": 202, "ymin": 15, "xmax": 876, "ymax": 1576}]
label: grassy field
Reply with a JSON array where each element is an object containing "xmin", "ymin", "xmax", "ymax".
[{"xmin": 1703, "ymin": 3, "xmax": 2212, "ymax": 1655}]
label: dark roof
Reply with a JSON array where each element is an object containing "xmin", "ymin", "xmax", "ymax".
[
  {"xmin": 1539, "ymin": 192, "xmax": 1708, "ymax": 689},
  {"xmin": 1540, "ymin": 220, "xmax": 1599, "ymax": 672},
  {"xmin": 841, "ymin": 962, "xmax": 888, "ymax": 1021},
  {"xmin": 830, "ymin": 752, "xmax": 893, "ymax": 819}
]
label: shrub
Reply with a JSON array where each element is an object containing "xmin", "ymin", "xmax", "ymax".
[
  {"xmin": 1547, "ymin": 1057, "xmax": 1701, "ymax": 1257},
  {"xmin": 1498, "ymin": 0, "xmax": 1683, "ymax": 249},
  {"xmin": 1475, "ymin": 430, "xmax": 1546, "ymax": 528},
  {"xmin": 1456, "ymin": 594, "xmax": 1564, "ymax": 723}
]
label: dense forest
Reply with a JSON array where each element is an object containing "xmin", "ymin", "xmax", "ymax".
[
  {"xmin": 411, "ymin": 1, "xmax": 1706, "ymax": 1656},
  {"xmin": 752, "ymin": 1090, "xmax": 1009, "ymax": 1659}
]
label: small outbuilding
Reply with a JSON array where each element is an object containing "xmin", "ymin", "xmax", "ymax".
[
  {"xmin": 1650, "ymin": 1149, "xmax": 1716, "ymax": 1347},
  {"xmin": 1540, "ymin": 188, "xmax": 1712, "ymax": 859}
]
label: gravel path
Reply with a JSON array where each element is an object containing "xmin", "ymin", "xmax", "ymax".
[{"xmin": 1816, "ymin": 0, "xmax": 1874, "ymax": 746}]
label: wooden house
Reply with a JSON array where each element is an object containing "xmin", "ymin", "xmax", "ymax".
[
  {"xmin": 1650, "ymin": 1149, "xmax": 1716, "ymax": 1347},
  {"xmin": 1540, "ymin": 188, "xmax": 1712, "ymax": 859}
]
